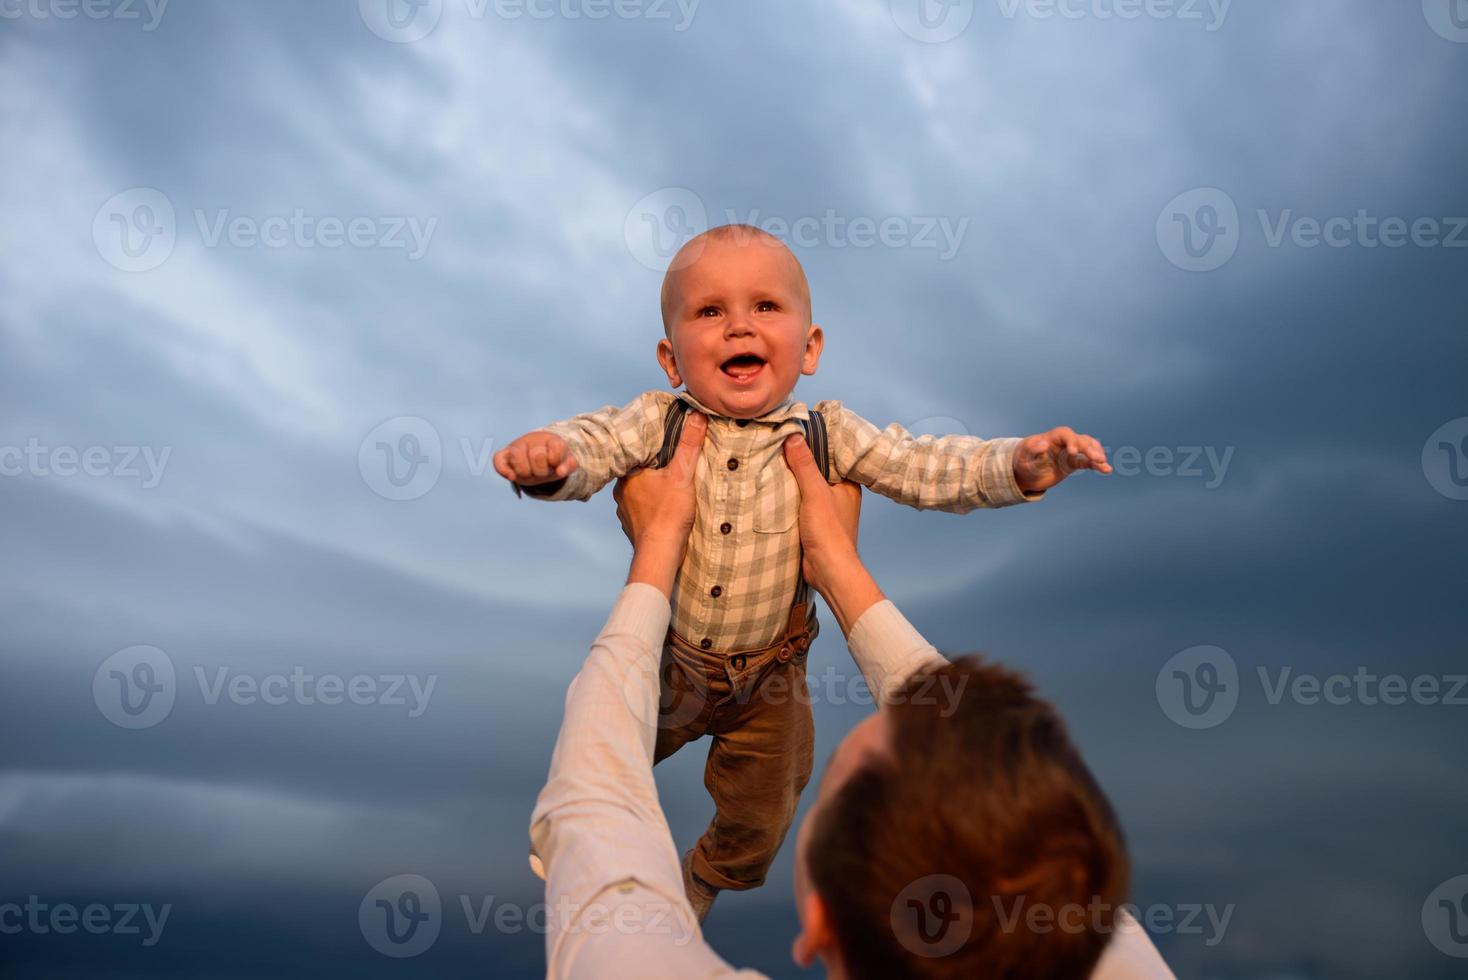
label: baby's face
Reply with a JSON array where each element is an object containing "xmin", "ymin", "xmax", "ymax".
[{"xmin": 657, "ymin": 236, "xmax": 823, "ymax": 419}]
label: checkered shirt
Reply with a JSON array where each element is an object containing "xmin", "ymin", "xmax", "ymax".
[{"xmin": 523, "ymin": 390, "xmax": 1037, "ymax": 653}]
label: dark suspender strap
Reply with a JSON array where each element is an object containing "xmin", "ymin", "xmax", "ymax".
[
  {"xmin": 805, "ymin": 409, "xmax": 831, "ymax": 481},
  {"xmin": 793, "ymin": 409, "xmax": 830, "ymax": 608},
  {"xmin": 655, "ymin": 397, "xmax": 692, "ymax": 469},
  {"xmin": 658, "ymin": 399, "xmax": 830, "ymax": 620}
]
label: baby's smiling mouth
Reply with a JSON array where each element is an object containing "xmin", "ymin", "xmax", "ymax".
[{"xmin": 720, "ymin": 353, "xmax": 766, "ymax": 382}]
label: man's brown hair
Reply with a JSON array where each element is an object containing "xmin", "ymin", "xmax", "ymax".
[{"xmin": 806, "ymin": 657, "xmax": 1130, "ymax": 979}]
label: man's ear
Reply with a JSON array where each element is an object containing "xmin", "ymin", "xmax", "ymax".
[
  {"xmin": 800, "ymin": 324, "xmax": 824, "ymax": 376},
  {"xmin": 791, "ymin": 889, "xmax": 837, "ymax": 969},
  {"xmin": 656, "ymin": 338, "xmax": 683, "ymax": 388}
]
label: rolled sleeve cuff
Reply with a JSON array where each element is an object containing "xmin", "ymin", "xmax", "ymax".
[
  {"xmin": 846, "ymin": 600, "xmax": 947, "ymax": 704},
  {"xmin": 601, "ymin": 582, "xmax": 674, "ymax": 650},
  {"xmin": 982, "ymin": 437, "xmax": 1045, "ymax": 507}
]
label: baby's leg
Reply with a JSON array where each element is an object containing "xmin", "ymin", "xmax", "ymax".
[
  {"xmin": 687, "ymin": 655, "xmax": 816, "ymax": 891},
  {"xmin": 653, "ymin": 641, "xmax": 721, "ymax": 764}
]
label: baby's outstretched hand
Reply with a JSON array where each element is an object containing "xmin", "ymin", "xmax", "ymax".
[
  {"xmin": 493, "ymin": 431, "xmax": 579, "ymax": 486},
  {"xmin": 1013, "ymin": 426, "xmax": 1112, "ymax": 493}
]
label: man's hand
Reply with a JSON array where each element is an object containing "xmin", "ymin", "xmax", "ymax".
[
  {"xmin": 782, "ymin": 434, "xmax": 884, "ymax": 636},
  {"xmin": 493, "ymin": 431, "xmax": 579, "ymax": 487},
  {"xmin": 614, "ymin": 413, "xmax": 707, "ymax": 598},
  {"xmin": 1012, "ymin": 426, "xmax": 1112, "ymax": 494}
]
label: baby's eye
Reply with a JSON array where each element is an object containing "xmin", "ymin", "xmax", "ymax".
[
  {"xmin": 698, "ymin": 306, "xmax": 721, "ymax": 318},
  {"xmin": 755, "ymin": 301, "xmax": 778, "ymax": 313}
]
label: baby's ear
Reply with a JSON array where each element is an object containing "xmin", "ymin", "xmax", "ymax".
[
  {"xmin": 800, "ymin": 324, "xmax": 825, "ymax": 376},
  {"xmin": 656, "ymin": 338, "xmax": 682, "ymax": 387}
]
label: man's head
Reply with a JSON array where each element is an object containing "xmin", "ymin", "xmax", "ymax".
[
  {"xmin": 656, "ymin": 225, "xmax": 823, "ymax": 419},
  {"xmin": 791, "ymin": 657, "xmax": 1130, "ymax": 979}
]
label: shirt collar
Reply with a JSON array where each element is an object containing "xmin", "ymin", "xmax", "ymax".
[{"xmin": 677, "ymin": 390, "xmax": 810, "ymax": 424}]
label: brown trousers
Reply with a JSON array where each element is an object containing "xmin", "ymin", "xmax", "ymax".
[{"xmin": 654, "ymin": 603, "xmax": 818, "ymax": 892}]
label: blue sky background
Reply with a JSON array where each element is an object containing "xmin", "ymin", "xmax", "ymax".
[{"xmin": 2, "ymin": 1, "xmax": 1467, "ymax": 976}]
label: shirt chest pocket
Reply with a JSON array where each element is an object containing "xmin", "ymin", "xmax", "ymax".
[{"xmin": 752, "ymin": 462, "xmax": 799, "ymax": 533}]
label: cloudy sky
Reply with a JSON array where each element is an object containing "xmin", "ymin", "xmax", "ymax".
[{"xmin": 2, "ymin": 0, "xmax": 1466, "ymax": 976}]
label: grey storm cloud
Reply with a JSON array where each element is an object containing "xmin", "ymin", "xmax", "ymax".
[{"xmin": 2, "ymin": 0, "xmax": 1466, "ymax": 977}]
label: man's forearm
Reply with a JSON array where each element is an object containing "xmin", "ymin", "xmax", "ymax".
[
  {"xmin": 812, "ymin": 544, "xmax": 886, "ymax": 638},
  {"xmin": 626, "ymin": 533, "xmax": 685, "ymax": 600}
]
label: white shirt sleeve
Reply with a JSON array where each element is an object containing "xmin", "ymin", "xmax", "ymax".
[
  {"xmin": 1093, "ymin": 912, "xmax": 1178, "ymax": 979},
  {"xmin": 528, "ymin": 583, "xmax": 766, "ymax": 980},
  {"xmin": 531, "ymin": 587, "xmax": 1171, "ymax": 979},
  {"xmin": 844, "ymin": 598, "xmax": 949, "ymax": 704}
]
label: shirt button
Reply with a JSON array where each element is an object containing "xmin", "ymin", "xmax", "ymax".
[
  {"xmin": 710, "ymin": 585, "xmax": 722, "ymax": 598},
  {"xmin": 700, "ymin": 638, "xmax": 712, "ymax": 650},
  {"xmin": 727, "ymin": 458, "xmax": 738, "ymax": 471},
  {"xmin": 720, "ymin": 522, "xmax": 732, "ymax": 535}
]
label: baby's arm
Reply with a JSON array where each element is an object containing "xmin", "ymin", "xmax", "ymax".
[
  {"xmin": 817, "ymin": 401, "xmax": 1106, "ymax": 514},
  {"xmin": 494, "ymin": 391, "xmax": 674, "ymax": 502}
]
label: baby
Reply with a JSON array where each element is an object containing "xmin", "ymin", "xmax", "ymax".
[{"xmin": 497, "ymin": 224, "xmax": 1110, "ymax": 920}]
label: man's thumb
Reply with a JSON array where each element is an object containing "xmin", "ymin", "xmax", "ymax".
[
  {"xmin": 782, "ymin": 434, "xmax": 821, "ymax": 492},
  {"xmin": 671, "ymin": 412, "xmax": 707, "ymax": 467}
]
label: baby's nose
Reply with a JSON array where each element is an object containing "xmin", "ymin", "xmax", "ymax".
[{"xmin": 723, "ymin": 315, "xmax": 755, "ymax": 337}]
